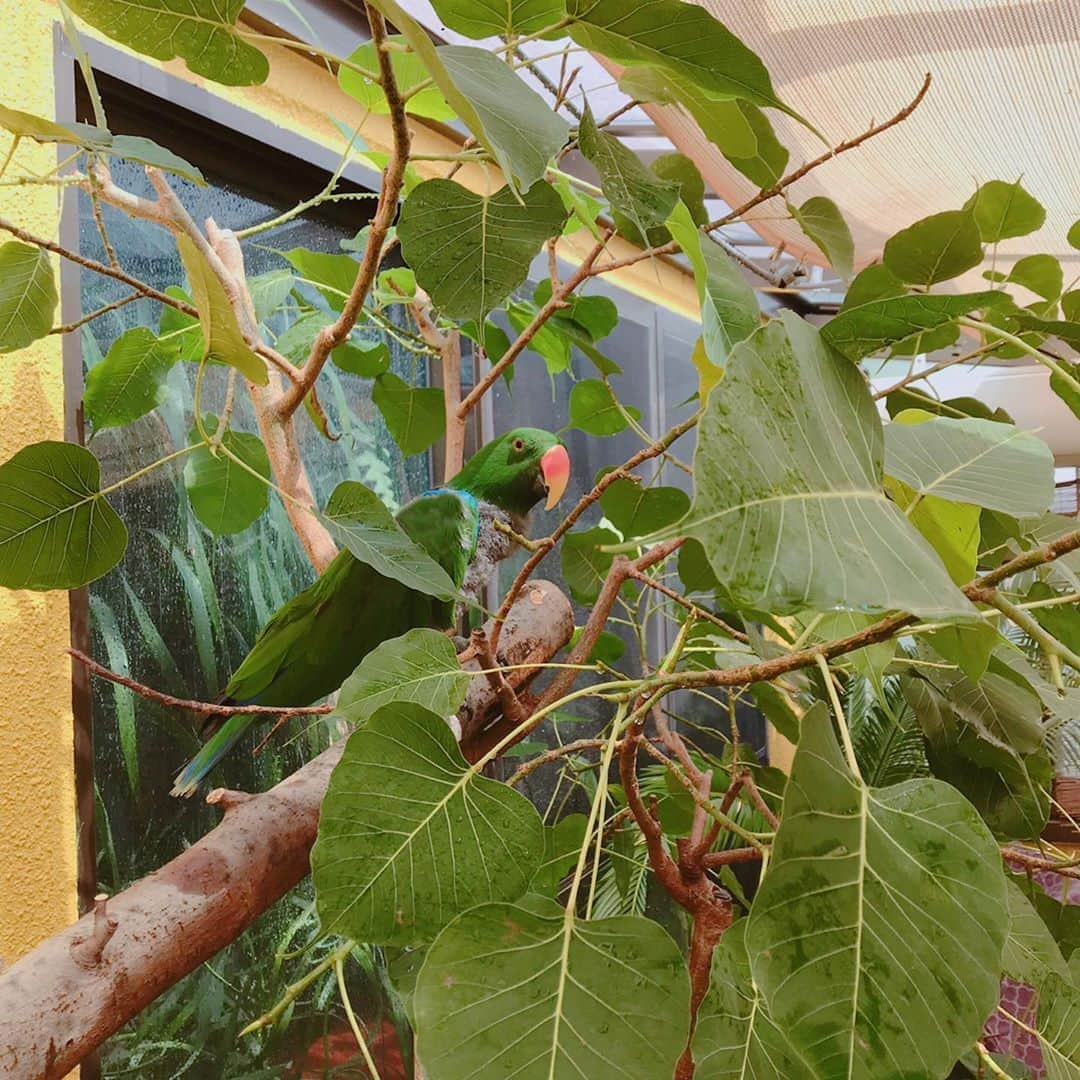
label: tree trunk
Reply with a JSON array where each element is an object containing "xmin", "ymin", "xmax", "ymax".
[{"xmin": 0, "ymin": 582, "xmax": 572, "ymax": 1080}]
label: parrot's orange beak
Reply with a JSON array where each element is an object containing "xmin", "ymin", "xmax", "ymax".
[{"xmin": 541, "ymin": 444, "xmax": 570, "ymax": 511}]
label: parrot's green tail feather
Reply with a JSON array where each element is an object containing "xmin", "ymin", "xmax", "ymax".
[{"xmin": 171, "ymin": 713, "xmax": 254, "ymax": 798}]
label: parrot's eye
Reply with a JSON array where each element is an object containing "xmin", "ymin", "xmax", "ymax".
[{"xmin": 513, "ymin": 437, "xmax": 525, "ymax": 453}]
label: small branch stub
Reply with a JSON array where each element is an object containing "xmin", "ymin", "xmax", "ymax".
[{"xmin": 70, "ymin": 894, "xmax": 118, "ymax": 970}]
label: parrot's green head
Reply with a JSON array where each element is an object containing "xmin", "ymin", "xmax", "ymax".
[{"xmin": 450, "ymin": 427, "xmax": 570, "ymax": 518}]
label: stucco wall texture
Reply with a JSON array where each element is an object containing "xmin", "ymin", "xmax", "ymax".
[{"xmin": 0, "ymin": 0, "xmax": 78, "ymax": 966}]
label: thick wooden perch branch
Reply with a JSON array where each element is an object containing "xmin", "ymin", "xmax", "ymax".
[{"xmin": 0, "ymin": 584, "xmax": 571, "ymax": 1080}]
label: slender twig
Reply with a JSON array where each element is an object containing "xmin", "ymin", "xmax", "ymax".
[
  {"xmin": 507, "ymin": 739, "xmax": 614, "ymax": 787},
  {"xmin": 457, "ymin": 232, "xmax": 613, "ymax": 418},
  {"xmin": 487, "ymin": 410, "xmax": 700, "ymax": 656},
  {"xmin": 277, "ymin": 6, "xmax": 411, "ymax": 418},
  {"xmin": 0, "ymin": 217, "xmax": 197, "ymax": 316},
  {"xmin": 628, "ymin": 569, "xmax": 749, "ymax": 642},
  {"xmin": 49, "ymin": 292, "xmax": 142, "ymax": 334},
  {"xmin": 68, "ymin": 648, "xmax": 333, "ymax": 719},
  {"xmin": 704, "ymin": 74, "xmax": 933, "ymax": 233}
]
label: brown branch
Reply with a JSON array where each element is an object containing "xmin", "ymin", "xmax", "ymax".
[
  {"xmin": 1, "ymin": 587, "xmax": 572, "ymax": 1078},
  {"xmin": 469, "ymin": 627, "xmax": 529, "ymax": 729},
  {"xmin": 659, "ymin": 526, "xmax": 1080, "ymax": 694},
  {"xmin": 67, "ymin": 648, "xmax": 334, "ymax": 718},
  {"xmin": 1003, "ymin": 847, "xmax": 1080, "ymax": 881},
  {"xmin": 629, "ymin": 568, "xmax": 749, "ymax": 642},
  {"xmin": 702, "ymin": 847, "xmax": 762, "ymax": 869},
  {"xmin": 0, "ymin": 217, "xmax": 198, "ymax": 315},
  {"xmin": 457, "ymin": 231, "xmax": 613, "ymax": 419},
  {"xmin": 580, "ymin": 74, "xmax": 934, "ymax": 284},
  {"xmin": 620, "ymin": 720, "xmax": 734, "ymax": 1080},
  {"xmin": 507, "ymin": 737, "xmax": 614, "ymax": 787},
  {"xmin": 487, "ymin": 409, "xmax": 700, "ymax": 656},
  {"xmin": 277, "ymin": 6, "xmax": 411, "ymax": 418},
  {"xmin": 49, "ymin": 291, "xmax": 142, "ymax": 334},
  {"xmin": 703, "ymin": 73, "xmax": 933, "ymax": 233}
]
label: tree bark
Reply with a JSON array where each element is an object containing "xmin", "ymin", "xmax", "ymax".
[{"xmin": 0, "ymin": 583, "xmax": 572, "ymax": 1080}]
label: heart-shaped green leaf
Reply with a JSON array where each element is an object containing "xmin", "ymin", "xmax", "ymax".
[
  {"xmin": 790, "ymin": 195, "xmax": 854, "ymax": 280},
  {"xmin": 373, "ymin": 372, "xmax": 446, "ymax": 456},
  {"xmin": 568, "ymin": 379, "xmax": 640, "ymax": 436},
  {"xmin": 66, "ymin": 0, "xmax": 268, "ymax": 86},
  {"xmin": 683, "ymin": 313, "xmax": 972, "ymax": 617},
  {"xmin": 415, "ymin": 895, "xmax": 690, "ymax": 1079},
  {"xmin": 438, "ymin": 45, "xmax": 570, "ymax": 190},
  {"xmin": 398, "ymin": 179, "xmax": 566, "ymax": 320},
  {"xmin": 336, "ymin": 628, "xmax": 471, "ymax": 727},
  {"xmin": 183, "ymin": 418, "xmax": 270, "ymax": 535},
  {"xmin": 319, "ymin": 480, "xmax": 460, "ymax": 600},
  {"xmin": 883, "ymin": 209, "xmax": 984, "ymax": 286},
  {"xmin": 600, "ymin": 477, "xmax": 690, "ymax": 537},
  {"xmin": 312, "ymin": 703, "xmax": 544, "ymax": 945},
  {"xmin": 339, "ymin": 35, "xmax": 456, "ymax": 121},
  {"xmin": 430, "ymin": 0, "xmax": 566, "ymax": 38},
  {"xmin": 0, "ymin": 242, "xmax": 57, "ymax": 352},
  {"xmin": 885, "ymin": 414, "xmax": 1054, "ymax": 517},
  {"xmin": 746, "ymin": 705, "xmax": 1009, "ymax": 1078},
  {"xmin": 964, "ymin": 179, "xmax": 1046, "ymax": 242},
  {"xmin": 84, "ymin": 327, "xmax": 180, "ymax": 430},
  {"xmin": 0, "ymin": 441, "xmax": 127, "ymax": 590},
  {"xmin": 578, "ymin": 103, "xmax": 679, "ymax": 246}
]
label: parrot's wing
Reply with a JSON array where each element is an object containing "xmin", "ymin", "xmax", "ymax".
[
  {"xmin": 397, "ymin": 487, "xmax": 481, "ymax": 595},
  {"xmin": 223, "ymin": 490, "xmax": 479, "ymax": 706}
]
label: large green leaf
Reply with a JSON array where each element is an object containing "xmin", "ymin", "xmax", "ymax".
[
  {"xmin": 822, "ymin": 290, "xmax": 999, "ymax": 362},
  {"xmin": 430, "ymin": 0, "xmax": 565, "ymax": 37},
  {"xmin": 1005, "ymin": 253, "xmax": 1063, "ymax": 301},
  {"xmin": 438, "ymin": 46, "xmax": 569, "ymax": 190},
  {"xmin": 282, "ymin": 248, "xmax": 358, "ymax": 310},
  {"xmin": 565, "ymin": 0, "xmax": 806, "ymax": 124},
  {"xmin": 1002, "ymin": 878, "xmax": 1068, "ymax": 991},
  {"xmin": 746, "ymin": 705, "xmax": 1009, "ymax": 1078},
  {"xmin": 176, "ymin": 235, "xmax": 267, "ymax": 385},
  {"xmin": 790, "ymin": 195, "xmax": 854, "ymax": 280},
  {"xmin": 372, "ymin": 372, "xmax": 446, "ymax": 456},
  {"xmin": 84, "ymin": 327, "xmax": 180, "ymax": 430},
  {"xmin": 667, "ymin": 201, "xmax": 758, "ymax": 367},
  {"xmin": 183, "ymin": 419, "xmax": 270, "ymax": 535},
  {"xmin": 0, "ymin": 242, "xmax": 57, "ymax": 352},
  {"xmin": 682, "ymin": 312, "xmax": 972, "ymax": 617},
  {"xmin": 336, "ymin": 628, "xmax": 470, "ymax": 727},
  {"xmin": 319, "ymin": 480, "xmax": 459, "ymax": 601},
  {"xmin": 884, "ymin": 414, "xmax": 1054, "ymax": 517},
  {"xmin": 612, "ymin": 152, "xmax": 707, "ymax": 247},
  {"xmin": 312, "ymin": 703, "xmax": 544, "ymax": 945},
  {"xmin": 66, "ymin": 0, "xmax": 268, "ymax": 86},
  {"xmin": 415, "ymin": 895, "xmax": 690, "ymax": 1079},
  {"xmin": 903, "ymin": 668, "xmax": 1052, "ymax": 840},
  {"xmin": 397, "ymin": 178, "xmax": 566, "ymax": 320},
  {"xmin": 599, "ymin": 477, "xmax": 689, "ymax": 538},
  {"xmin": 694, "ymin": 920, "xmax": 811, "ymax": 1079},
  {"xmin": 964, "ymin": 179, "xmax": 1046, "ymax": 242},
  {"xmin": 1033, "ymin": 974, "xmax": 1080, "ymax": 1079},
  {"xmin": 882, "ymin": 209, "xmax": 984, "ymax": 286},
  {"xmin": 568, "ymin": 378, "xmax": 640, "ymax": 436},
  {"xmin": 885, "ymin": 476, "xmax": 979, "ymax": 584},
  {"xmin": 578, "ymin": 103, "xmax": 679, "ymax": 246},
  {"xmin": 560, "ymin": 526, "xmax": 617, "ymax": 603},
  {"xmin": 0, "ymin": 441, "xmax": 127, "ymax": 590},
  {"xmin": 339, "ymin": 35, "xmax": 455, "ymax": 121}
]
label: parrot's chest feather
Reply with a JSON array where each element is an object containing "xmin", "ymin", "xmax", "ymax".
[{"xmin": 462, "ymin": 501, "xmax": 525, "ymax": 604}]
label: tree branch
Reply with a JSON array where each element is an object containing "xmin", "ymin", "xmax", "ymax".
[
  {"xmin": 0, "ymin": 585, "xmax": 572, "ymax": 1078},
  {"xmin": 276, "ymin": 5, "xmax": 411, "ymax": 419}
]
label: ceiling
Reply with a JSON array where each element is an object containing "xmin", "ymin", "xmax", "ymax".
[{"xmin": 637, "ymin": 1, "xmax": 1080, "ymax": 292}]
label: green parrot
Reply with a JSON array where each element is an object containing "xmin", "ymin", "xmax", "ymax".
[{"xmin": 171, "ymin": 427, "xmax": 570, "ymax": 796}]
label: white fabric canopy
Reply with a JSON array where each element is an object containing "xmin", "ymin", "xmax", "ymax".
[{"xmin": 638, "ymin": 1, "xmax": 1080, "ymax": 289}]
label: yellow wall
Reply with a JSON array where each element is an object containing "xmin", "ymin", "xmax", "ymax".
[
  {"xmin": 0, "ymin": 0, "xmax": 79, "ymax": 963},
  {"xmin": 0, "ymin": 4, "xmax": 699, "ymax": 966}
]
